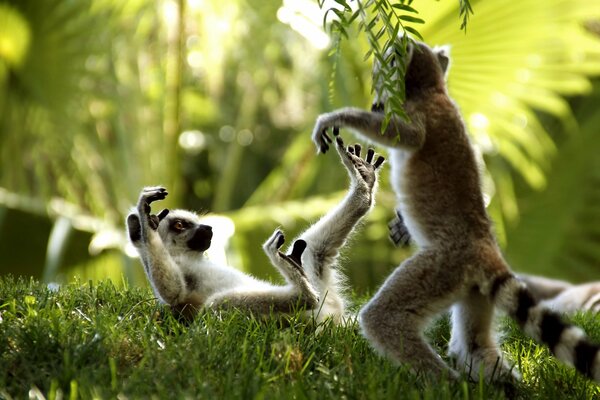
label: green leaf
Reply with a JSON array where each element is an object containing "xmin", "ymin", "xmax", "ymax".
[
  {"xmin": 398, "ymin": 15, "xmax": 425, "ymax": 24},
  {"xmin": 402, "ymin": 25, "xmax": 423, "ymax": 40},
  {"xmin": 391, "ymin": 4, "xmax": 419, "ymax": 14}
]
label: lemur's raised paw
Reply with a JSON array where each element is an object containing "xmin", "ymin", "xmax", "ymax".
[
  {"xmin": 138, "ymin": 186, "xmax": 168, "ymax": 216},
  {"xmin": 311, "ymin": 114, "xmax": 340, "ymax": 154},
  {"xmin": 389, "ymin": 210, "xmax": 411, "ymax": 247},
  {"xmin": 263, "ymin": 231, "xmax": 308, "ymax": 280},
  {"xmin": 335, "ymin": 136, "xmax": 385, "ymax": 188}
]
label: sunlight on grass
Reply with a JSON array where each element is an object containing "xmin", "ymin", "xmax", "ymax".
[{"xmin": 1, "ymin": 277, "xmax": 599, "ymax": 398}]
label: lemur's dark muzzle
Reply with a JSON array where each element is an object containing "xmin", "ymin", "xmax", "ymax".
[{"xmin": 187, "ymin": 224, "xmax": 213, "ymax": 252}]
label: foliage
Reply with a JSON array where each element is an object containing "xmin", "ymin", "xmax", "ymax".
[
  {"xmin": 318, "ymin": 0, "xmax": 600, "ymax": 226},
  {"xmin": 505, "ymin": 83, "xmax": 600, "ymax": 282},
  {"xmin": 0, "ymin": 0, "xmax": 599, "ymax": 287},
  {"xmin": 1, "ymin": 276, "xmax": 600, "ymax": 398},
  {"xmin": 319, "ymin": 0, "xmax": 473, "ymax": 129}
]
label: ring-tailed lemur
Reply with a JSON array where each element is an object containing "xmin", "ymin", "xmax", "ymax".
[
  {"xmin": 311, "ymin": 40, "xmax": 600, "ymax": 382},
  {"xmin": 519, "ymin": 274, "xmax": 600, "ymax": 315},
  {"xmin": 126, "ymin": 137, "xmax": 384, "ymax": 324}
]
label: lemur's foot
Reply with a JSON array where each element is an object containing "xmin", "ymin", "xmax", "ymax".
[
  {"xmin": 264, "ymin": 229, "xmax": 286, "ymax": 253},
  {"xmin": 389, "ymin": 210, "xmax": 411, "ymax": 247},
  {"xmin": 263, "ymin": 230, "xmax": 307, "ymax": 274},
  {"xmin": 263, "ymin": 230, "xmax": 318, "ymax": 305},
  {"xmin": 334, "ymin": 136, "xmax": 385, "ymax": 189},
  {"xmin": 280, "ymin": 239, "xmax": 307, "ymax": 270}
]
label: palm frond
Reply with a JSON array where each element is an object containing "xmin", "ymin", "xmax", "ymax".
[
  {"xmin": 505, "ymin": 85, "xmax": 600, "ymax": 281},
  {"xmin": 418, "ymin": 0, "xmax": 600, "ymax": 222}
]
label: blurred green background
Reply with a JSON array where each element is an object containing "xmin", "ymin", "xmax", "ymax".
[{"xmin": 0, "ymin": 0, "xmax": 599, "ymax": 293}]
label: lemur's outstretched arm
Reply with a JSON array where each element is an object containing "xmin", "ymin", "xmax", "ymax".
[
  {"xmin": 300, "ymin": 133, "xmax": 385, "ymax": 273},
  {"xmin": 311, "ymin": 107, "xmax": 425, "ymax": 154},
  {"xmin": 126, "ymin": 187, "xmax": 186, "ymax": 305}
]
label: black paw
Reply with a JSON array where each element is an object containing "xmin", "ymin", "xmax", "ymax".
[
  {"xmin": 319, "ymin": 126, "xmax": 340, "ymax": 153},
  {"xmin": 276, "ymin": 230, "xmax": 285, "ymax": 249},
  {"xmin": 388, "ymin": 210, "xmax": 411, "ymax": 247},
  {"xmin": 280, "ymin": 239, "xmax": 307, "ymax": 269},
  {"xmin": 139, "ymin": 187, "xmax": 168, "ymax": 215}
]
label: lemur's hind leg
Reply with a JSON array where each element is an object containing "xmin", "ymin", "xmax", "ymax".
[
  {"xmin": 263, "ymin": 230, "xmax": 319, "ymax": 307},
  {"xmin": 360, "ymin": 250, "xmax": 467, "ymax": 379},
  {"xmin": 207, "ymin": 234, "xmax": 319, "ymax": 314},
  {"xmin": 449, "ymin": 291, "xmax": 518, "ymax": 382}
]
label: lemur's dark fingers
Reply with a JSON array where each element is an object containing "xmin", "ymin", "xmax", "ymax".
[
  {"xmin": 333, "ymin": 126, "xmax": 340, "ymax": 136},
  {"xmin": 373, "ymin": 155, "xmax": 385, "ymax": 169},
  {"xmin": 145, "ymin": 190, "xmax": 168, "ymax": 203},
  {"xmin": 276, "ymin": 231, "xmax": 285, "ymax": 249},
  {"xmin": 353, "ymin": 144, "xmax": 362, "ymax": 157},
  {"xmin": 389, "ymin": 230, "xmax": 411, "ymax": 247},
  {"xmin": 366, "ymin": 148, "xmax": 375, "ymax": 163},
  {"xmin": 322, "ymin": 130, "xmax": 333, "ymax": 144},
  {"xmin": 335, "ymin": 136, "xmax": 344, "ymax": 148},
  {"xmin": 287, "ymin": 239, "xmax": 307, "ymax": 267},
  {"xmin": 320, "ymin": 129, "xmax": 330, "ymax": 153},
  {"xmin": 399, "ymin": 232, "xmax": 411, "ymax": 246},
  {"xmin": 347, "ymin": 146, "xmax": 355, "ymax": 155},
  {"xmin": 157, "ymin": 209, "xmax": 170, "ymax": 221}
]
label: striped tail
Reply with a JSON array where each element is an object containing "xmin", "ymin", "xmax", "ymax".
[{"xmin": 492, "ymin": 274, "xmax": 600, "ymax": 382}]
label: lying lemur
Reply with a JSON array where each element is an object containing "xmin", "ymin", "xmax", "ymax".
[
  {"xmin": 312, "ymin": 39, "xmax": 600, "ymax": 382},
  {"xmin": 520, "ymin": 274, "xmax": 600, "ymax": 315},
  {"xmin": 126, "ymin": 136, "xmax": 384, "ymax": 323}
]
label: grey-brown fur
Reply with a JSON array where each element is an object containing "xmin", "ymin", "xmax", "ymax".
[{"xmin": 311, "ymin": 40, "xmax": 600, "ymax": 382}]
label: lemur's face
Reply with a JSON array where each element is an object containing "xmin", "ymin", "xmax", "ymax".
[
  {"xmin": 157, "ymin": 209, "xmax": 213, "ymax": 253},
  {"xmin": 371, "ymin": 40, "xmax": 450, "ymax": 110}
]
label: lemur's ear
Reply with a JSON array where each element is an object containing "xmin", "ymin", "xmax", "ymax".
[
  {"xmin": 433, "ymin": 45, "xmax": 451, "ymax": 75},
  {"xmin": 157, "ymin": 209, "xmax": 170, "ymax": 221}
]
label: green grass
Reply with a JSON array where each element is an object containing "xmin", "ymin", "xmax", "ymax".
[{"xmin": 1, "ymin": 276, "xmax": 599, "ymax": 399}]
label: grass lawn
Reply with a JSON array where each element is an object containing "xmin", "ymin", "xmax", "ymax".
[{"xmin": 1, "ymin": 276, "xmax": 599, "ymax": 399}]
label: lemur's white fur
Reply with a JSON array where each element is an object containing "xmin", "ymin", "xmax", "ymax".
[{"xmin": 126, "ymin": 138, "xmax": 384, "ymax": 323}]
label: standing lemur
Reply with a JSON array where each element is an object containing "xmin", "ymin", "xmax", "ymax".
[
  {"xmin": 126, "ymin": 137, "xmax": 384, "ymax": 324},
  {"xmin": 311, "ymin": 40, "xmax": 600, "ymax": 382}
]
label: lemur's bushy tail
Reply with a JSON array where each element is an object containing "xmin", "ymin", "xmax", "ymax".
[{"xmin": 493, "ymin": 274, "xmax": 600, "ymax": 382}]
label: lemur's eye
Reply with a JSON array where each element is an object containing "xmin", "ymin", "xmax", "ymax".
[{"xmin": 174, "ymin": 221, "xmax": 184, "ymax": 231}]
